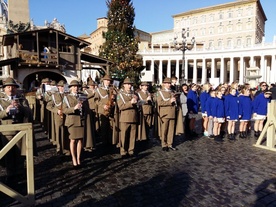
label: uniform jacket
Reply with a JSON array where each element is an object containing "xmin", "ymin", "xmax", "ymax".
[
  {"xmin": 117, "ymin": 90, "xmax": 138, "ymax": 123},
  {"xmin": 95, "ymin": 86, "xmax": 109, "ymax": 115},
  {"xmin": 137, "ymin": 90, "xmax": 153, "ymax": 115},
  {"xmin": 157, "ymin": 89, "xmax": 176, "ymax": 119},
  {"xmin": 84, "ymin": 89, "xmax": 97, "ymax": 110},
  {"xmin": 62, "ymin": 93, "xmax": 83, "ymax": 127}
]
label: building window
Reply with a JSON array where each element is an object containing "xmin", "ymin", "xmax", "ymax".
[
  {"xmin": 228, "ymin": 12, "xmax": 232, "ymax": 18},
  {"xmin": 237, "ymin": 39, "xmax": 241, "ymax": 46},
  {"xmin": 246, "ymin": 38, "xmax": 251, "ymax": 46},
  {"xmin": 218, "ymin": 40, "xmax": 222, "ymax": 48},
  {"xmin": 237, "ymin": 8, "xmax": 243, "ymax": 17},
  {"xmin": 218, "ymin": 26, "xmax": 223, "ymax": 33},
  {"xmin": 209, "ymin": 27, "xmax": 214, "ymax": 35},
  {"xmin": 227, "ymin": 39, "xmax": 232, "ymax": 47},
  {"xmin": 219, "ymin": 12, "xmax": 223, "ymax": 20},
  {"xmin": 246, "ymin": 22, "xmax": 252, "ymax": 29},
  {"xmin": 209, "ymin": 14, "xmax": 214, "ymax": 22},
  {"xmin": 227, "ymin": 25, "xmax": 232, "ymax": 32},
  {"xmin": 201, "ymin": 15, "xmax": 206, "ymax": 23},
  {"xmin": 209, "ymin": 41, "xmax": 213, "ymax": 48},
  {"xmin": 237, "ymin": 23, "xmax": 242, "ymax": 31}
]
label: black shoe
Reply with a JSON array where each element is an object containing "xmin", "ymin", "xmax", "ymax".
[
  {"xmin": 162, "ymin": 147, "xmax": 169, "ymax": 152},
  {"xmin": 239, "ymin": 132, "xmax": 245, "ymax": 139},
  {"xmin": 168, "ymin": 146, "xmax": 178, "ymax": 151},
  {"xmin": 228, "ymin": 133, "xmax": 235, "ymax": 140},
  {"xmin": 214, "ymin": 136, "xmax": 224, "ymax": 142},
  {"xmin": 121, "ymin": 154, "xmax": 128, "ymax": 159}
]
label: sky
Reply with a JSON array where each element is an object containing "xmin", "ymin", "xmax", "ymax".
[{"xmin": 29, "ymin": 0, "xmax": 276, "ymax": 42}]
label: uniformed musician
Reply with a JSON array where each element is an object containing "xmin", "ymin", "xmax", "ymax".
[
  {"xmin": 95, "ymin": 74, "xmax": 114, "ymax": 145},
  {"xmin": 83, "ymin": 80, "xmax": 98, "ymax": 151},
  {"xmin": 156, "ymin": 77, "xmax": 178, "ymax": 151},
  {"xmin": 46, "ymin": 80, "xmax": 70, "ymax": 155},
  {"xmin": 0, "ymin": 77, "xmax": 33, "ymax": 183},
  {"xmin": 117, "ymin": 77, "xmax": 138, "ymax": 157},
  {"xmin": 137, "ymin": 82, "xmax": 154, "ymax": 139},
  {"xmin": 62, "ymin": 80, "xmax": 84, "ymax": 168}
]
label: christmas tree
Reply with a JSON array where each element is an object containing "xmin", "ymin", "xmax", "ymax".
[{"xmin": 99, "ymin": 0, "xmax": 144, "ymax": 88}]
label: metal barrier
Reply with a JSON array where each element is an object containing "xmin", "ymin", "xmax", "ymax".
[
  {"xmin": 0, "ymin": 123, "xmax": 35, "ymax": 206},
  {"xmin": 254, "ymin": 100, "xmax": 276, "ymax": 151}
]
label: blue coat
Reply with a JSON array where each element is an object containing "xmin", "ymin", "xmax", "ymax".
[
  {"xmin": 206, "ymin": 96, "xmax": 215, "ymax": 117},
  {"xmin": 187, "ymin": 90, "xmax": 199, "ymax": 114},
  {"xmin": 225, "ymin": 94, "xmax": 239, "ymax": 120},
  {"xmin": 253, "ymin": 93, "xmax": 271, "ymax": 115},
  {"xmin": 212, "ymin": 97, "xmax": 225, "ymax": 118},
  {"xmin": 199, "ymin": 91, "xmax": 210, "ymax": 113},
  {"xmin": 238, "ymin": 95, "xmax": 253, "ymax": 120}
]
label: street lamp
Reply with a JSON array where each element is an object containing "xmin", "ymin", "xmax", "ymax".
[{"xmin": 173, "ymin": 28, "xmax": 195, "ymax": 84}]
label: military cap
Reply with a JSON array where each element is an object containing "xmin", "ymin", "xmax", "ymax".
[
  {"xmin": 140, "ymin": 82, "xmax": 149, "ymax": 86},
  {"xmin": 123, "ymin": 77, "xmax": 133, "ymax": 84},
  {"xmin": 57, "ymin": 80, "xmax": 66, "ymax": 87},
  {"xmin": 87, "ymin": 80, "xmax": 97, "ymax": 86},
  {"xmin": 50, "ymin": 80, "xmax": 57, "ymax": 86},
  {"xmin": 163, "ymin": 78, "xmax": 172, "ymax": 83},
  {"xmin": 69, "ymin": 80, "xmax": 79, "ymax": 87},
  {"xmin": 82, "ymin": 83, "xmax": 89, "ymax": 88},
  {"xmin": 42, "ymin": 78, "xmax": 50, "ymax": 83},
  {"xmin": 102, "ymin": 75, "xmax": 112, "ymax": 81},
  {"xmin": 3, "ymin": 77, "xmax": 19, "ymax": 88}
]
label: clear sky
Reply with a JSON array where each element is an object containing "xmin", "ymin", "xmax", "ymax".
[{"xmin": 29, "ymin": 0, "xmax": 276, "ymax": 42}]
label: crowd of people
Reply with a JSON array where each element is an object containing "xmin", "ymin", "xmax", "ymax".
[
  {"xmin": 181, "ymin": 80, "xmax": 273, "ymax": 142},
  {"xmin": 0, "ymin": 75, "xmax": 274, "ymax": 184}
]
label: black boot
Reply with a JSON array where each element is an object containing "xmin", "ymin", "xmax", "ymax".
[
  {"xmin": 239, "ymin": 131, "xmax": 244, "ymax": 139},
  {"xmin": 254, "ymin": 131, "xmax": 259, "ymax": 138},
  {"xmin": 243, "ymin": 131, "xmax": 247, "ymax": 138}
]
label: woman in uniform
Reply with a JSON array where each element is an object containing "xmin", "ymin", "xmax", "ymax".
[{"xmin": 62, "ymin": 80, "xmax": 84, "ymax": 168}]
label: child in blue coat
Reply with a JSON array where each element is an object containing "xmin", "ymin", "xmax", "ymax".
[
  {"xmin": 200, "ymin": 83, "xmax": 211, "ymax": 136},
  {"xmin": 238, "ymin": 87, "xmax": 253, "ymax": 138},
  {"xmin": 253, "ymin": 91, "xmax": 271, "ymax": 137},
  {"xmin": 225, "ymin": 87, "xmax": 239, "ymax": 140},
  {"xmin": 212, "ymin": 90, "xmax": 225, "ymax": 142}
]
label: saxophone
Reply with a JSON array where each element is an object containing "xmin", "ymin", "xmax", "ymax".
[{"xmin": 103, "ymin": 86, "xmax": 117, "ymax": 117}]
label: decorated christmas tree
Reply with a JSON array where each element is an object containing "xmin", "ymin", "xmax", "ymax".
[{"xmin": 99, "ymin": 0, "xmax": 144, "ymax": 87}]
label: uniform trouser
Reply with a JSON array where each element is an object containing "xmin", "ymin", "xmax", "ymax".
[
  {"xmin": 144, "ymin": 114, "xmax": 152, "ymax": 138},
  {"xmin": 161, "ymin": 118, "xmax": 175, "ymax": 147},
  {"xmin": 100, "ymin": 114, "xmax": 112, "ymax": 144},
  {"xmin": 53, "ymin": 114, "xmax": 67, "ymax": 153},
  {"xmin": 120, "ymin": 122, "xmax": 136, "ymax": 155},
  {"xmin": 1, "ymin": 133, "xmax": 24, "ymax": 177}
]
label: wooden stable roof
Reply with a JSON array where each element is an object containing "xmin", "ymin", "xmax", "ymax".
[{"xmin": 2, "ymin": 28, "xmax": 91, "ymax": 48}]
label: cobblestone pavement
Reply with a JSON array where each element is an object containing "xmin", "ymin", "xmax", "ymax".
[{"xmin": 1, "ymin": 122, "xmax": 276, "ymax": 207}]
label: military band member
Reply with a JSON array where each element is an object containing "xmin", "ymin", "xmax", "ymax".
[
  {"xmin": 0, "ymin": 77, "xmax": 33, "ymax": 183},
  {"xmin": 157, "ymin": 78, "xmax": 178, "ymax": 151},
  {"xmin": 62, "ymin": 80, "xmax": 84, "ymax": 167},
  {"xmin": 36, "ymin": 78, "xmax": 51, "ymax": 136},
  {"xmin": 83, "ymin": 80, "xmax": 98, "ymax": 151},
  {"xmin": 95, "ymin": 74, "xmax": 114, "ymax": 145},
  {"xmin": 137, "ymin": 82, "xmax": 154, "ymax": 139},
  {"xmin": 117, "ymin": 77, "xmax": 138, "ymax": 157},
  {"xmin": 46, "ymin": 80, "xmax": 70, "ymax": 155}
]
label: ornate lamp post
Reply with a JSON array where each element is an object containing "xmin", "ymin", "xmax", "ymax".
[{"xmin": 173, "ymin": 28, "xmax": 195, "ymax": 83}]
